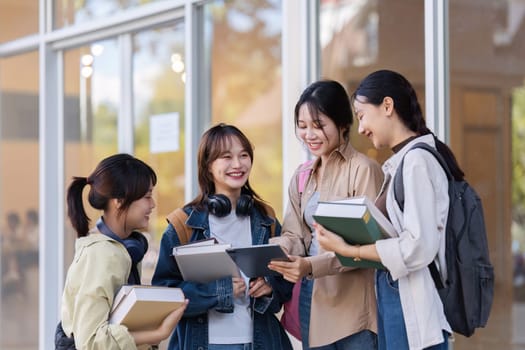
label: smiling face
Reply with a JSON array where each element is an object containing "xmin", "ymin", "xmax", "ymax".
[
  {"xmin": 209, "ymin": 136, "xmax": 252, "ymax": 196},
  {"xmin": 296, "ymin": 103, "xmax": 345, "ymax": 159},
  {"xmin": 353, "ymin": 96, "xmax": 393, "ymax": 149},
  {"xmin": 124, "ymin": 185, "xmax": 156, "ymax": 232}
]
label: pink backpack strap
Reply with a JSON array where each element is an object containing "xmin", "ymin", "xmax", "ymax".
[
  {"xmin": 297, "ymin": 159, "xmax": 314, "ymax": 193},
  {"xmin": 281, "ymin": 158, "xmax": 314, "ymax": 341}
]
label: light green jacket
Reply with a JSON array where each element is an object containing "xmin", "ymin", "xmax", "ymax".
[{"xmin": 60, "ymin": 227, "xmax": 137, "ymax": 350}]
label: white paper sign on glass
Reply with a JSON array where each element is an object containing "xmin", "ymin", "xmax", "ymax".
[{"xmin": 150, "ymin": 112, "xmax": 180, "ymax": 153}]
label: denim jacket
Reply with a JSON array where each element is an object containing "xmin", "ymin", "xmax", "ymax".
[{"xmin": 152, "ymin": 205, "xmax": 293, "ymax": 350}]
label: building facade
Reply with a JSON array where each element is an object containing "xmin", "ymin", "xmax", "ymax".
[{"xmin": 0, "ymin": 0, "xmax": 524, "ymax": 349}]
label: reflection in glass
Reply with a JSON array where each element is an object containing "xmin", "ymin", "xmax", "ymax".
[
  {"xmin": 0, "ymin": 2, "xmax": 38, "ymax": 43},
  {"xmin": 320, "ymin": 0, "xmax": 425, "ymax": 165},
  {"xmin": 63, "ymin": 39, "xmax": 119, "ymax": 270},
  {"xmin": 132, "ymin": 23, "xmax": 185, "ymax": 283},
  {"xmin": 449, "ymin": 0, "xmax": 525, "ymax": 348},
  {"xmin": 0, "ymin": 51, "xmax": 39, "ymax": 349},
  {"xmin": 203, "ymin": 0, "xmax": 283, "ymax": 215},
  {"xmin": 54, "ymin": 0, "xmax": 170, "ymax": 29}
]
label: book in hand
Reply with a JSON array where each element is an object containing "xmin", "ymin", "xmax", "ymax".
[
  {"xmin": 226, "ymin": 244, "xmax": 290, "ymax": 278},
  {"xmin": 109, "ymin": 285, "xmax": 185, "ymax": 331},
  {"xmin": 313, "ymin": 196, "xmax": 396, "ymax": 269},
  {"xmin": 173, "ymin": 240, "xmax": 240, "ymax": 283}
]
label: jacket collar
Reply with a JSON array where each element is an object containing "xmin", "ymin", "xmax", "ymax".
[
  {"xmin": 183, "ymin": 204, "xmax": 274, "ymax": 242},
  {"xmin": 382, "ymin": 134, "xmax": 436, "ymax": 176},
  {"xmin": 185, "ymin": 207, "xmax": 209, "ymax": 231},
  {"xmin": 311, "ymin": 141, "xmax": 357, "ymax": 170}
]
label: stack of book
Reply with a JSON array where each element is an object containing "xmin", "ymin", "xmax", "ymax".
[
  {"xmin": 109, "ymin": 285, "xmax": 185, "ymax": 331},
  {"xmin": 313, "ymin": 196, "xmax": 397, "ymax": 269}
]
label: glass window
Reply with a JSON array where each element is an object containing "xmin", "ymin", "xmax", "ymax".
[
  {"xmin": 132, "ymin": 23, "xmax": 185, "ymax": 283},
  {"xmin": 54, "ymin": 0, "xmax": 170, "ymax": 29},
  {"xmin": 320, "ymin": 0, "xmax": 425, "ymax": 164},
  {"xmin": 63, "ymin": 39, "xmax": 119, "ymax": 267},
  {"xmin": 0, "ymin": 51, "xmax": 39, "ymax": 349},
  {"xmin": 203, "ymin": 0, "xmax": 284, "ymax": 216},
  {"xmin": 0, "ymin": 2, "xmax": 38, "ymax": 43},
  {"xmin": 450, "ymin": 0, "xmax": 525, "ymax": 348}
]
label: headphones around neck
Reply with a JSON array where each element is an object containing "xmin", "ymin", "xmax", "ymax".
[
  {"xmin": 207, "ymin": 193, "xmax": 254, "ymax": 217},
  {"xmin": 96, "ymin": 219, "xmax": 148, "ymax": 264},
  {"xmin": 96, "ymin": 218, "xmax": 147, "ymax": 285}
]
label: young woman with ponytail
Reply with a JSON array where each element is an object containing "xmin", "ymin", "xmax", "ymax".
[
  {"xmin": 317, "ymin": 70, "xmax": 463, "ymax": 350},
  {"xmin": 56, "ymin": 153, "xmax": 187, "ymax": 350}
]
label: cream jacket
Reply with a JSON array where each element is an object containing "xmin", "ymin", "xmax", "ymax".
[
  {"xmin": 61, "ymin": 228, "xmax": 138, "ymax": 350},
  {"xmin": 376, "ymin": 134, "xmax": 452, "ymax": 349},
  {"xmin": 271, "ymin": 143, "xmax": 383, "ymax": 347}
]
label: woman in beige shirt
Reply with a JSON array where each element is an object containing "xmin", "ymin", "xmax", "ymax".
[{"xmin": 269, "ymin": 80, "xmax": 383, "ymax": 349}]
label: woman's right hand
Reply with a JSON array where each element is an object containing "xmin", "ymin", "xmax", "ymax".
[
  {"xmin": 157, "ymin": 299, "xmax": 188, "ymax": 337},
  {"xmin": 132, "ymin": 299, "xmax": 188, "ymax": 346},
  {"xmin": 232, "ymin": 276, "xmax": 247, "ymax": 298},
  {"xmin": 268, "ymin": 255, "xmax": 312, "ymax": 283}
]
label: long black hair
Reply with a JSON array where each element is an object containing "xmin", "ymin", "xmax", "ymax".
[
  {"xmin": 67, "ymin": 153, "xmax": 157, "ymax": 237},
  {"xmin": 352, "ymin": 69, "xmax": 464, "ymax": 180},
  {"xmin": 294, "ymin": 79, "xmax": 353, "ymax": 144}
]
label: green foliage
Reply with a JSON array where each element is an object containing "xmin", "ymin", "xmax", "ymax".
[{"xmin": 513, "ymin": 87, "xmax": 525, "ymax": 227}]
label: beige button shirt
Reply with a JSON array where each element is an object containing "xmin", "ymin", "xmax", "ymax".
[{"xmin": 271, "ymin": 143, "xmax": 383, "ymax": 347}]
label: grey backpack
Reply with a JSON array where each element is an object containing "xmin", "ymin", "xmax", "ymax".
[{"xmin": 394, "ymin": 142, "xmax": 494, "ymax": 337}]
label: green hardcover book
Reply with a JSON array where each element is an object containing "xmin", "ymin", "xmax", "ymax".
[{"xmin": 313, "ymin": 196, "xmax": 396, "ymax": 269}]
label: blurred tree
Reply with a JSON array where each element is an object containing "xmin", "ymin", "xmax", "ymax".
[
  {"xmin": 208, "ymin": 0, "xmax": 284, "ymax": 216},
  {"xmin": 512, "ymin": 87, "xmax": 525, "ymax": 249}
]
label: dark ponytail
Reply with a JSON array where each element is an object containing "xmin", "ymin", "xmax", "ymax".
[
  {"xmin": 66, "ymin": 177, "xmax": 90, "ymax": 237},
  {"xmin": 353, "ymin": 69, "xmax": 464, "ymax": 180},
  {"xmin": 66, "ymin": 153, "xmax": 157, "ymax": 238}
]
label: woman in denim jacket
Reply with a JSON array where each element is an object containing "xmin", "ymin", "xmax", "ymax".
[{"xmin": 152, "ymin": 123, "xmax": 293, "ymax": 350}]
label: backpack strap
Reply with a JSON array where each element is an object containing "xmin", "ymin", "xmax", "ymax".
[
  {"xmin": 393, "ymin": 142, "xmax": 452, "ymax": 211},
  {"xmin": 393, "ymin": 142, "xmax": 450, "ymax": 289},
  {"xmin": 166, "ymin": 208, "xmax": 192, "ymax": 245},
  {"xmin": 298, "ymin": 159, "xmax": 314, "ymax": 194}
]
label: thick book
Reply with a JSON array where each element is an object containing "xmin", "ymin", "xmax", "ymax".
[
  {"xmin": 313, "ymin": 196, "xmax": 396, "ymax": 269},
  {"xmin": 109, "ymin": 285, "xmax": 185, "ymax": 331},
  {"xmin": 226, "ymin": 244, "xmax": 290, "ymax": 278},
  {"xmin": 173, "ymin": 241, "xmax": 240, "ymax": 283}
]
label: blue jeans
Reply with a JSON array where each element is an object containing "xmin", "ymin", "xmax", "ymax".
[
  {"xmin": 299, "ymin": 278, "xmax": 377, "ymax": 349},
  {"xmin": 208, "ymin": 344, "xmax": 252, "ymax": 350},
  {"xmin": 376, "ymin": 270, "xmax": 448, "ymax": 350}
]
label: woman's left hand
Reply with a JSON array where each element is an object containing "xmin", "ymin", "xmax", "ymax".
[
  {"xmin": 315, "ymin": 222, "xmax": 347, "ymax": 255},
  {"xmin": 248, "ymin": 277, "xmax": 272, "ymax": 298}
]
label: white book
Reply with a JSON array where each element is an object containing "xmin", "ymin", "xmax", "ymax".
[
  {"xmin": 316, "ymin": 195, "xmax": 396, "ymax": 237},
  {"xmin": 109, "ymin": 285, "xmax": 185, "ymax": 331},
  {"xmin": 173, "ymin": 242, "xmax": 240, "ymax": 283}
]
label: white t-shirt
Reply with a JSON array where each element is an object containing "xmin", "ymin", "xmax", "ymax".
[
  {"xmin": 304, "ymin": 191, "xmax": 320, "ymax": 256},
  {"xmin": 208, "ymin": 211, "xmax": 253, "ymax": 344}
]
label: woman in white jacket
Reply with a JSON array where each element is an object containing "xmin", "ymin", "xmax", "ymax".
[{"xmin": 317, "ymin": 70, "xmax": 465, "ymax": 350}]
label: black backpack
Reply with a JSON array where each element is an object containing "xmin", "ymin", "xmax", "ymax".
[{"xmin": 393, "ymin": 142, "xmax": 494, "ymax": 337}]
